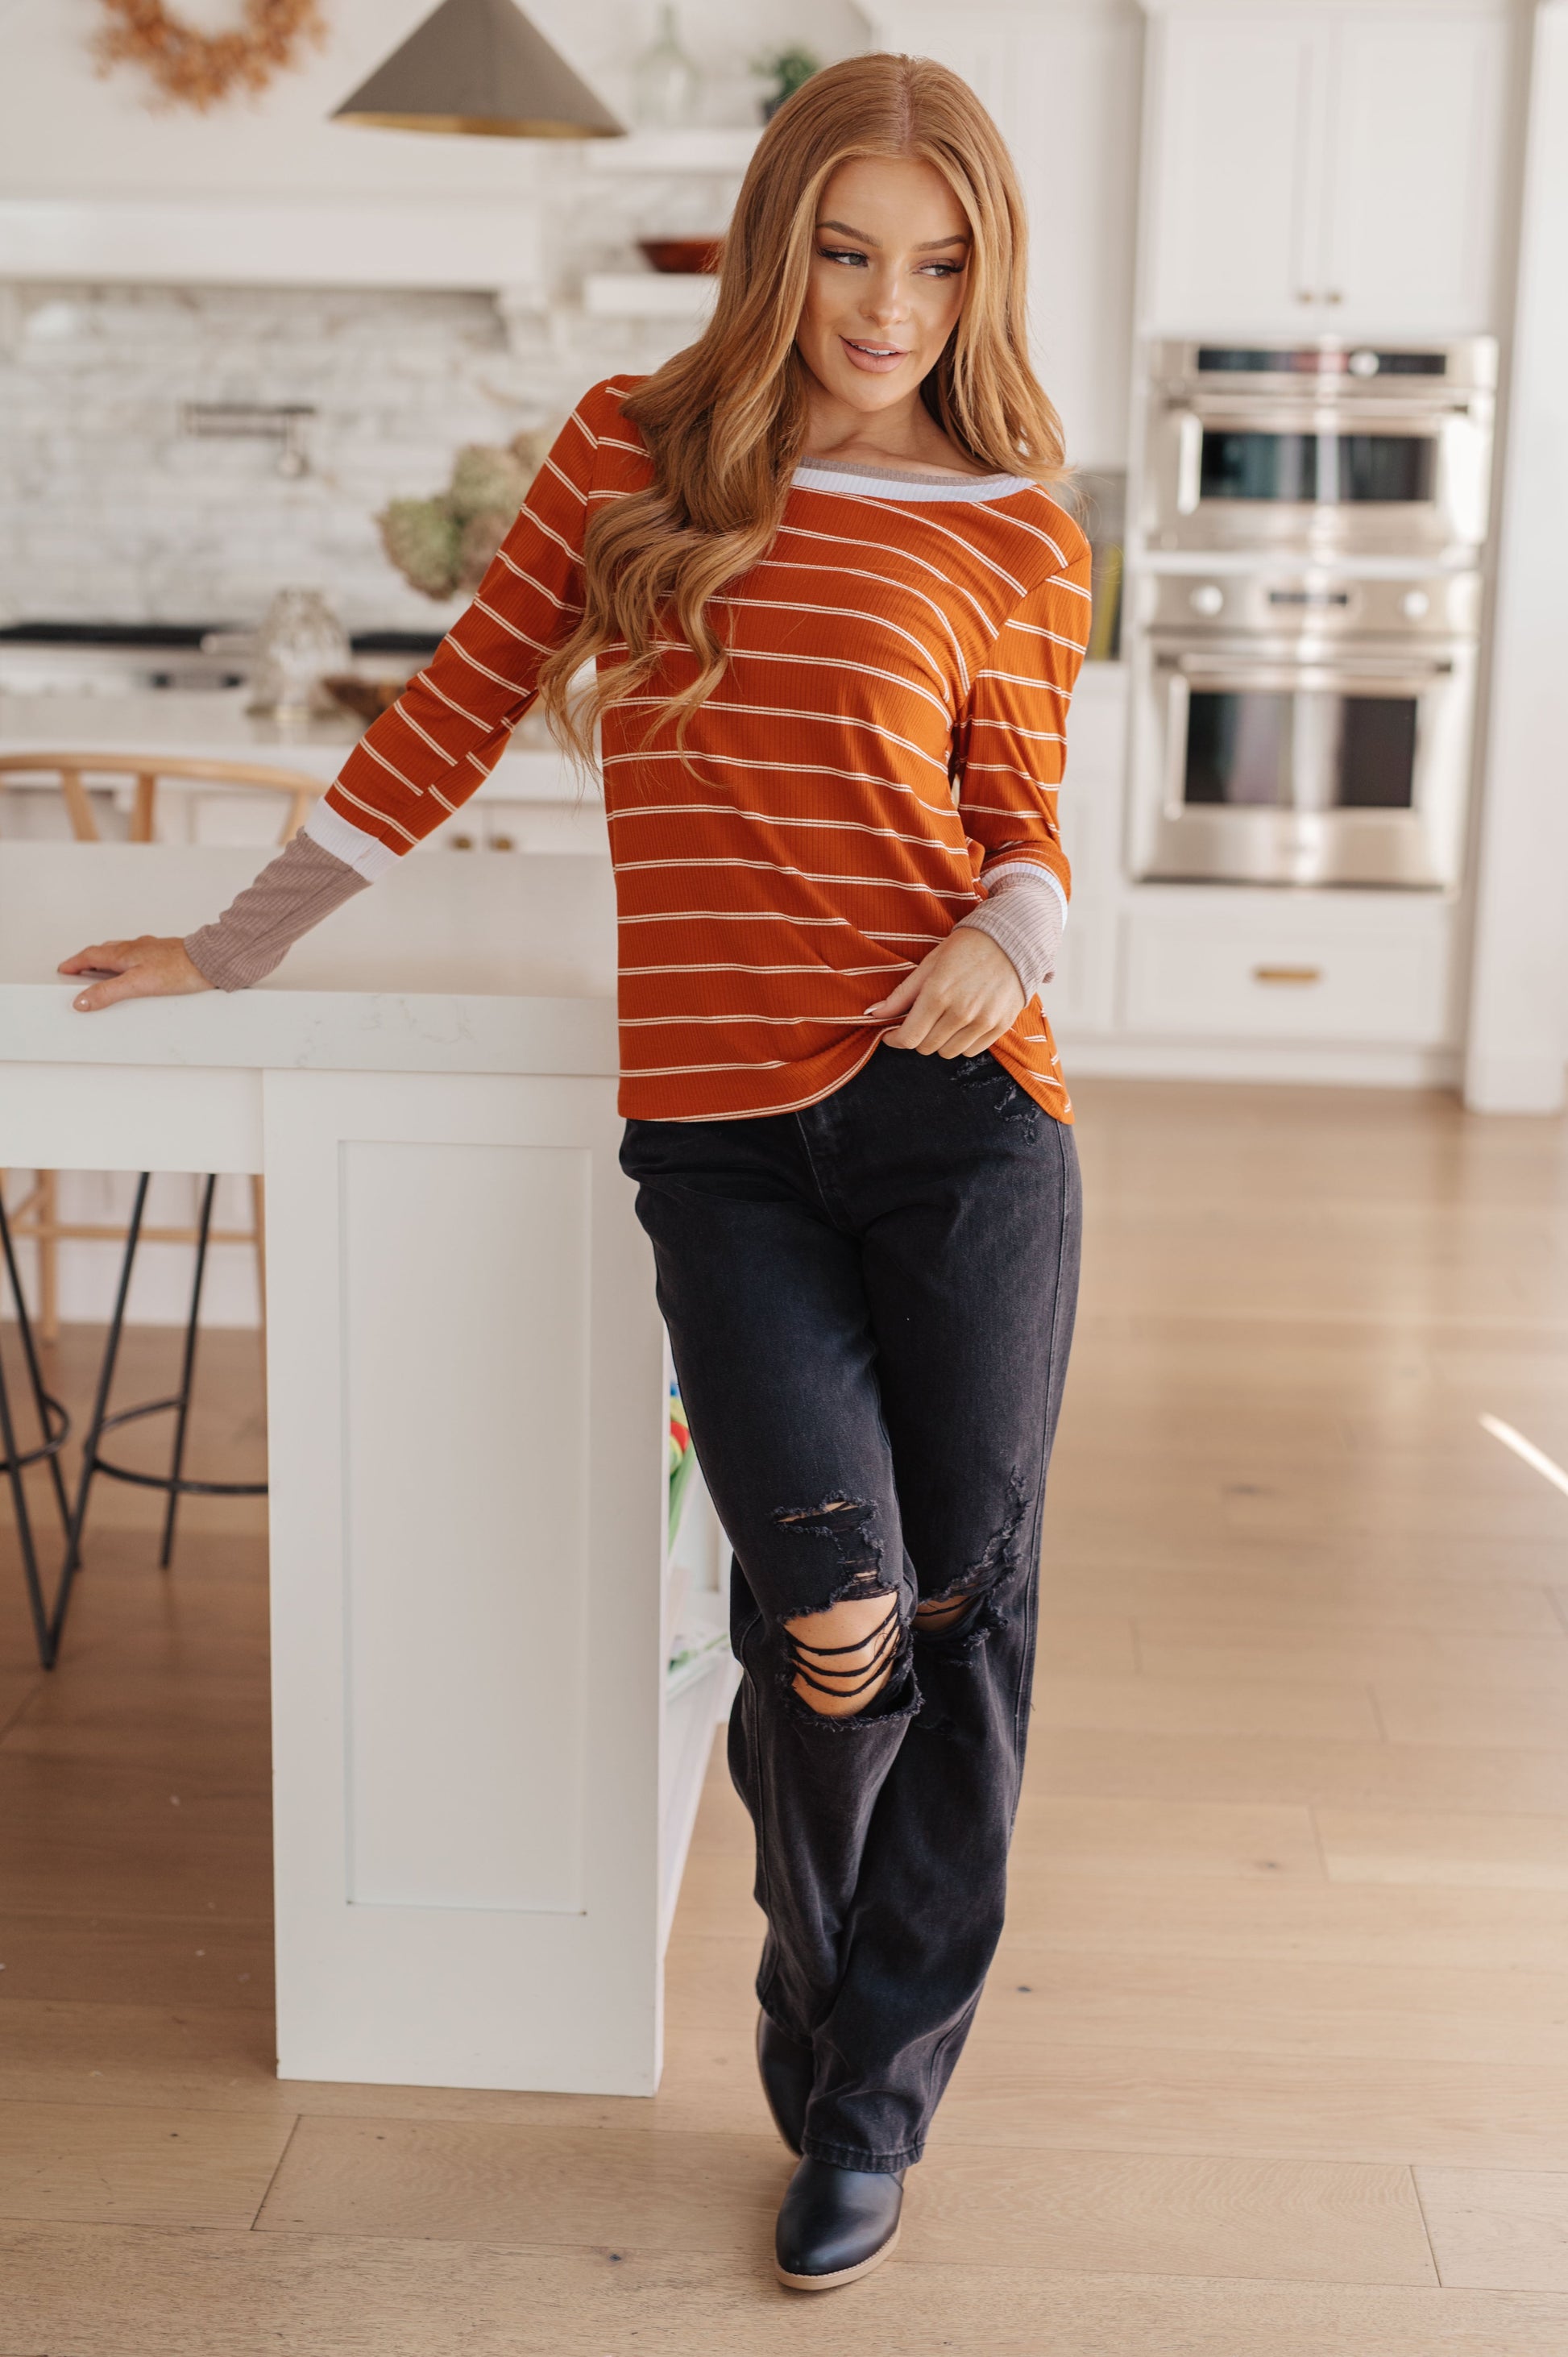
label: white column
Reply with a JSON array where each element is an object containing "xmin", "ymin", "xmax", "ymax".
[{"xmin": 1466, "ymin": 0, "xmax": 1568, "ymax": 1112}]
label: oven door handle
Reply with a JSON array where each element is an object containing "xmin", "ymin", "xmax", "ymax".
[
  {"xmin": 1175, "ymin": 412, "xmax": 1202, "ymax": 515},
  {"xmin": 1159, "ymin": 652, "xmax": 1457, "ymax": 692},
  {"xmin": 1168, "ymin": 396, "xmax": 1480, "ymax": 432}
]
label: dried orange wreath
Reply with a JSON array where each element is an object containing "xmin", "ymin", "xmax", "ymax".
[{"xmin": 93, "ymin": 0, "xmax": 326, "ymax": 111}]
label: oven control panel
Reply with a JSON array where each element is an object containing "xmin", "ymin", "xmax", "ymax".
[
  {"xmin": 1139, "ymin": 571, "xmax": 1482, "ymax": 643},
  {"xmin": 1151, "ymin": 337, "xmax": 1498, "ymax": 398}
]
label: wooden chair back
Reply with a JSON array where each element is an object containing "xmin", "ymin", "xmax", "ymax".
[{"xmin": 0, "ymin": 752, "xmax": 317, "ymax": 847}]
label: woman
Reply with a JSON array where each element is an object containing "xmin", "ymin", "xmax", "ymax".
[{"xmin": 63, "ymin": 52, "xmax": 1089, "ymax": 2293}]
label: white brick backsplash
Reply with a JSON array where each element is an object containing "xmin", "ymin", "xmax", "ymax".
[{"xmin": 0, "ymin": 273, "xmax": 695, "ymax": 630}]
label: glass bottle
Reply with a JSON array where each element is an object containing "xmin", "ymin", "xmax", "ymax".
[
  {"xmin": 247, "ymin": 589, "xmax": 351, "ymax": 720},
  {"xmin": 631, "ymin": 4, "xmax": 701, "ymax": 130}
]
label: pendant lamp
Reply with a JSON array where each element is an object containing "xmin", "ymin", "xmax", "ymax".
[{"xmin": 333, "ymin": 0, "xmax": 624, "ymax": 139}]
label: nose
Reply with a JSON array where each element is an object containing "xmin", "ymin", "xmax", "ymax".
[{"xmin": 858, "ymin": 264, "xmax": 910, "ymax": 330}]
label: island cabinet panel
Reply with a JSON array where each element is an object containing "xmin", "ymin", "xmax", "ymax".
[
  {"xmin": 1139, "ymin": 3, "xmax": 1513, "ymax": 337},
  {"xmin": 263, "ymin": 1066, "xmax": 670, "ymax": 2095},
  {"xmin": 338, "ymin": 1137, "xmax": 594, "ymax": 1916}
]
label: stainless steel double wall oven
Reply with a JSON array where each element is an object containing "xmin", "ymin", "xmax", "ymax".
[{"xmin": 1128, "ymin": 338, "xmax": 1495, "ymax": 889}]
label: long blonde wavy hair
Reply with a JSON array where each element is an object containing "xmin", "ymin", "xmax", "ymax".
[{"xmin": 535, "ymin": 51, "xmax": 1064, "ymax": 760}]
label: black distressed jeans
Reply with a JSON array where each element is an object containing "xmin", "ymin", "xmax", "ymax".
[{"xmin": 620, "ymin": 1044, "xmax": 1081, "ymax": 2172}]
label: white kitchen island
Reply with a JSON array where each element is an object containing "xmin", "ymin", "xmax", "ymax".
[{"xmin": 0, "ymin": 840, "xmax": 735, "ymax": 2096}]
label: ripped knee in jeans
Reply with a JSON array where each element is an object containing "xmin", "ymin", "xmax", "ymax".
[
  {"xmin": 913, "ymin": 1472, "xmax": 1031, "ymax": 1652},
  {"xmin": 772, "ymin": 1495, "xmax": 906, "ymax": 1720}
]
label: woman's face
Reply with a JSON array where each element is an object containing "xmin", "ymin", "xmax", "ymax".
[{"xmin": 795, "ymin": 155, "xmax": 971, "ymax": 416}]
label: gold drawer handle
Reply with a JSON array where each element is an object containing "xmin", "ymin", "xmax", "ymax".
[{"xmin": 1252, "ymin": 964, "xmax": 1323, "ymax": 986}]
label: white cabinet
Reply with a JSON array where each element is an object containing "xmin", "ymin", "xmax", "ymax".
[
  {"xmin": 1140, "ymin": 2, "xmax": 1512, "ymax": 335},
  {"xmin": 1324, "ymin": 13, "xmax": 1509, "ymax": 333},
  {"xmin": 1118, "ymin": 887, "xmax": 1457, "ymax": 1046},
  {"xmin": 1143, "ymin": 11, "xmax": 1325, "ymax": 333}
]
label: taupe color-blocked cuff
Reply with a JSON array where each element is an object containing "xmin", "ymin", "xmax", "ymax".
[
  {"xmin": 184, "ymin": 831, "xmax": 368, "ymax": 991},
  {"xmin": 956, "ymin": 865, "xmax": 1066, "ymax": 1000}
]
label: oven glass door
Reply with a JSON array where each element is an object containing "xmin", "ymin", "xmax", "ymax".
[
  {"xmin": 1130, "ymin": 645, "xmax": 1474, "ymax": 888},
  {"xmin": 1146, "ymin": 400, "xmax": 1490, "ymax": 554},
  {"xmin": 1182, "ymin": 683, "xmax": 1418, "ymax": 811},
  {"xmin": 1197, "ymin": 429, "xmax": 1437, "ymax": 507}
]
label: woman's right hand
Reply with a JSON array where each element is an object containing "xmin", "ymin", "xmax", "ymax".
[{"xmin": 58, "ymin": 936, "xmax": 213, "ymax": 1013}]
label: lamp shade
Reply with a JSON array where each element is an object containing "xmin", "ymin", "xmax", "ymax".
[{"xmin": 332, "ymin": 0, "xmax": 624, "ymax": 139}]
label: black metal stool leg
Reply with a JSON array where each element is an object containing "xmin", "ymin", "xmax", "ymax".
[
  {"xmin": 0, "ymin": 1322, "xmax": 52, "ymax": 1666},
  {"xmin": 51, "ymin": 1173, "xmax": 265, "ymax": 1660},
  {"xmin": 0, "ymin": 1193, "xmax": 74, "ymax": 1670},
  {"xmin": 0, "ymin": 1205, "xmax": 70, "ymax": 1533},
  {"xmin": 51, "ymin": 1172, "xmax": 150, "ymax": 1662},
  {"xmin": 159, "ymin": 1173, "xmax": 216, "ymax": 1570}
]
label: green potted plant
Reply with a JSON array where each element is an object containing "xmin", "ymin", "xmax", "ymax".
[{"xmin": 753, "ymin": 44, "xmax": 819, "ymax": 122}]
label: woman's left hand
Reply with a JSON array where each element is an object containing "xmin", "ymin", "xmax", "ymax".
[
  {"xmin": 58, "ymin": 936, "xmax": 211, "ymax": 1011},
  {"xmin": 864, "ymin": 928, "xmax": 1023, "ymax": 1057}
]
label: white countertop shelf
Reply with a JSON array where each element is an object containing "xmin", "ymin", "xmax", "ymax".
[
  {"xmin": 0, "ymin": 195, "xmax": 545, "ymax": 293},
  {"xmin": 582, "ymin": 272, "xmax": 717, "ymax": 319}
]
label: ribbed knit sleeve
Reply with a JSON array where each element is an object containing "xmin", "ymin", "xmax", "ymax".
[
  {"xmin": 312, "ymin": 384, "xmax": 609, "ymax": 869},
  {"xmin": 952, "ymin": 532, "xmax": 1093, "ymax": 923},
  {"xmin": 956, "ymin": 863, "xmax": 1065, "ymax": 998},
  {"xmin": 185, "ymin": 831, "xmax": 367, "ymax": 990}
]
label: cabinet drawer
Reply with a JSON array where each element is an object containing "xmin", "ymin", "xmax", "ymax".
[{"xmin": 1122, "ymin": 905, "xmax": 1452, "ymax": 1046}]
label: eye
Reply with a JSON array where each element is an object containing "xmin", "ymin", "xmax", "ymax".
[
  {"xmin": 818, "ymin": 244, "xmax": 869, "ymax": 267},
  {"xmin": 918, "ymin": 260, "xmax": 964, "ymax": 279}
]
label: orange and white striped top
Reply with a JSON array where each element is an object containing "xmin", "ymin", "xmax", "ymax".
[{"xmin": 307, "ymin": 377, "xmax": 1092, "ymax": 1123}]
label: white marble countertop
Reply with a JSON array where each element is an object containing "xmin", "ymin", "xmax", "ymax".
[{"xmin": 0, "ymin": 844, "xmax": 618, "ymax": 1077}]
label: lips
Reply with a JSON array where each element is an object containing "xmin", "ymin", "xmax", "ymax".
[{"xmin": 841, "ymin": 337, "xmax": 910, "ymax": 372}]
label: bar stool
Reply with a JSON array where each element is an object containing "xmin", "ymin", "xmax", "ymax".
[
  {"xmin": 0, "ymin": 1189, "xmax": 73, "ymax": 1667},
  {"xmin": 0, "ymin": 752, "xmax": 313, "ymax": 1659},
  {"xmin": 48, "ymin": 1172, "xmax": 268, "ymax": 1657}
]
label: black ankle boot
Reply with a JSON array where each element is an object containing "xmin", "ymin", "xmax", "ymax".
[
  {"xmin": 774, "ymin": 2155, "xmax": 904, "ymax": 2290},
  {"xmin": 755, "ymin": 2011, "xmax": 814, "ymax": 2155}
]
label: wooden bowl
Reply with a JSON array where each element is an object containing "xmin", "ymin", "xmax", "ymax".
[
  {"xmin": 322, "ymin": 674, "xmax": 404, "ymax": 724},
  {"xmin": 637, "ymin": 237, "xmax": 722, "ymax": 276}
]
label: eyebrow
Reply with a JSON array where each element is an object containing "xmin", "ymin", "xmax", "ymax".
[{"xmin": 816, "ymin": 218, "xmax": 971, "ymax": 252}]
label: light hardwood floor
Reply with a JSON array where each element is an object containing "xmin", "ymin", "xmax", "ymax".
[{"xmin": 2, "ymin": 1077, "xmax": 1568, "ymax": 2352}]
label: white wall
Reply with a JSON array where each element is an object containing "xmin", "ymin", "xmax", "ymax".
[
  {"xmin": 1, "ymin": 1, "xmax": 871, "ymax": 195},
  {"xmin": 1464, "ymin": 0, "xmax": 1568, "ymax": 1111}
]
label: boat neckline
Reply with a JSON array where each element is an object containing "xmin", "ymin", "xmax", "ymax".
[{"xmin": 793, "ymin": 454, "xmax": 1035, "ymax": 501}]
